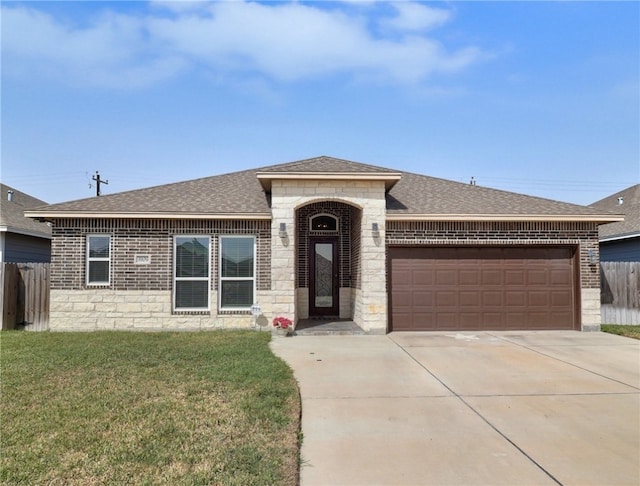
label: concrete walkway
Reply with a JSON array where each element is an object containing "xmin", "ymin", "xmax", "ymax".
[{"xmin": 270, "ymin": 331, "xmax": 640, "ymax": 486}]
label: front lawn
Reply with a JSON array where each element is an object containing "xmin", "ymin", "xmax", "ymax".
[
  {"xmin": 601, "ymin": 324, "xmax": 640, "ymax": 340},
  {"xmin": 0, "ymin": 331, "xmax": 300, "ymax": 485}
]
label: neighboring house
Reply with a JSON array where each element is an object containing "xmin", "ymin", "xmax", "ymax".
[
  {"xmin": 25, "ymin": 156, "xmax": 622, "ymax": 333},
  {"xmin": 0, "ymin": 184, "xmax": 51, "ymax": 263},
  {"xmin": 590, "ymin": 184, "xmax": 639, "ymax": 262}
]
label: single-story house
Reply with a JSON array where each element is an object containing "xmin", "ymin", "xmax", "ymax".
[
  {"xmin": 589, "ymin": 184, "xmax": 639, "ymax": 262},
  {"xmin": 0, "ymin": 184, "xmax": 51, "ymax": 263},
  {"xmin": 26, "ymin": 156, "xmax": 623, "ymax": 333}
]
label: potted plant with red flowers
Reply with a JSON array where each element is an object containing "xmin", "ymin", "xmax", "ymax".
[{"xmin": 272, "ymin": 316, "xmax": 294, "ymax": 336}]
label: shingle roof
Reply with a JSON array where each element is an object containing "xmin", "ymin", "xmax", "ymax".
[
  {"xmin": 0, "ymin": 184, "xmax": 52, "ymax": 238},
  {"xmin": 258, "ymin": 155, "xmax": 400, "ymax": 174},
  {"xmin": 386, "ymin": 171, "xmax": 616, "ymax": 218},
  {"xmin": 589, "ymin": 184, "xmax": 639, "ymax": 240},
  {"xmin": 27, "ymin": 169, "xmax": 272, "ymax": 216},
  {"xmin": 25, "ymin": 156, "xmax": 621, "ymax": 222}
]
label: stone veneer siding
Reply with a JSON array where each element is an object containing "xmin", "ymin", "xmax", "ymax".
[
  {"xmin": 49, "ymin": 218, "xmax": 272, "ymax": 330},
  {"xmin": 270, "ymin": 179, "xmax": 387, "ymax": 332},
  {"xmin": 386, "ymin": 220, "xmax": 601, "ymax": 330}
]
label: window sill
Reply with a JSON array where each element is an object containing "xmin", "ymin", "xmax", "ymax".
[{"xmin": 172, "ymin": 310, "xmax": 211, "ymax": 316}]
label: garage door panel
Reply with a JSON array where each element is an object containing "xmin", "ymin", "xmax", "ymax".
[
  {"xmin": 459, "ymin": 313, "xmax": 482, "ymax": 328},
  {"xmin": 526, "ymin": 270, "xmax": 549, "ymax": 285},
  {"xmin": 390, "ymin": 246, "xmax": 576, "ymax": 331},
  {"xmin": 505, "ymin": 291, "xmax": 526, "ymax": 307},
  {"xmin": 435, "ymin": 313, "xmax": 458, "ymax": 328},
  {"xmin": 550, "ymin": 270, "xmax": 572, "ymax": 286},
  {"xmin": 435, "ymin": 291, "xmax": 457, "ymax": 306},
  {"xmin": 505, "ymin": 270, "xmax": 525, "ymax": 285},
  {"xmin": 392, "ymin": 265, "xmax": 413, "ymax": 286},
  {"xmin": 528, "ymin": 291, "xmax": 550, "ymax": 306},
  {"xmin": 459, "ymin": 270, "xmax": 480, "ymax": 285},
  {"xmin": 392, "ymin": 292, "xmax": 412, "ymax": 307},
  {"xmin": 412, "ymin": 291, "xmax": 434, "ymax": 306},
  {"xmin": 550, "ymin": 291, "xmax": 572, "ymax": 307},
  {"xmin": 435, "ymin": 270, "xmax": 457, "ymax": 285},
  {"xmin": 482, "ymin": 313, "xmax": 505, "ymax": 327},
  {"xmin": 410, "ymin": 270, "xmax": 434, "ymax": 286},
  {"xmin": 459, "ymin": 291, "xmax": 480, "ymax": 307},
  {"xmin": 482, "ymin": 291, "xmax": 503, "ymax": 306},
  {"xmin": 482, "ymin": 270, "xmax": 503, "ymax": 285},
  {"xmin": 506, "ymin": 312, "xmax": 527, "ymax": 324}
]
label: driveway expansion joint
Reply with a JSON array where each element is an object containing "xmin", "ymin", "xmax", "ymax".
[
  {"xmin": 390, "ymin": 335, "xmax": 565, "ymax": 486},
  {"xmin": 489, "ymin": 332, "xmax": 640, "ymax": 391}
]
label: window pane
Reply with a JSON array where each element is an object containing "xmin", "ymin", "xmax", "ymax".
[
  {"xmin": 221, "ymin": 281, "xmax": 253, "ymax": 308},
  {"xmin": 175, "ymin": 281, "xmax": 208, "ymax": 309},
  {"xmin": 89, "ymin": 236, "xmax": 110, "ymax": 258},
  {"xmin": 89, "ymin": 261, "xmax": 109, "ymax": 284},
  {"xmin": 176, "ymin": 237, "xmax": 209, "ymax": 278},
  {"xmin": 312, "ymin": 215, "xmax": 337, "ymax": 231},
  {"xmin": 221, "ymin": 238, "xmax": 254, "ymax": 278},
  {"xmin": 314, "ymin": 243, "xmax": 333, "ymax": 307}
]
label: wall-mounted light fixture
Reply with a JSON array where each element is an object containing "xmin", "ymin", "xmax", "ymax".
[
  {"xmin": 588, "ymin": 249, "xmax": 598, "ymax": 265},
  {"xmin": 372, "ymin": 222, "xmax": 379, "ymax": 232},
  {"xmin": 279, "ymin": 222, "xmax": 287, "ymax": 238}
]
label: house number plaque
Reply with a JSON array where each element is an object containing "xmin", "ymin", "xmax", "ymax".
[{"xmin": 134, "ymin": 254, "xmax": 151, "ymax": 265}]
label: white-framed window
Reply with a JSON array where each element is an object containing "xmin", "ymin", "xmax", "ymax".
[
  {"xmin": 86, "ymin": 234, "xmax": 111, "ymax": 286},
  {"xmin": 174, "ymin": 236, "xmax": 211, "ymax": 311},
  {"xmin": 219, "ymin": 235, "xmax": 256, "ymax": 311}
]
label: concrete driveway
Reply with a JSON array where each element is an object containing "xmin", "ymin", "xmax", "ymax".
[{"xmin": 270, "ymin": 331, "xmax": 640, "ymax": 486}]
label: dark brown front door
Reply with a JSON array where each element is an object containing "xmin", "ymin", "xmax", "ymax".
[{"xmin": 309, "ymin": 237, "xmax": 339, "ymax": 316}]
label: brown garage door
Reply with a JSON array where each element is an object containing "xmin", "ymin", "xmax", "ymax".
[{"xmin": 389, "ymin": 246, "xmax": 577, "ymax": 331}]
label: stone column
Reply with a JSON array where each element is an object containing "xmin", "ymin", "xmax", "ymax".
[
  {"xmin": 270, "ymin": 183, "xmax": 297, "ymax": 323},
  {"xmin": 357, "ymin": 194, "xmax": 387, "ymax": 333}
]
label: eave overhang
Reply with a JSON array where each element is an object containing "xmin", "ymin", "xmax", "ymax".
[
  {"xmin": 256, "ymin": 171, "xmax": 402, "ymax": 191},
  {"xmin": 600, "ymin": 232, "xmax": 640, "ymax": 243},
  {"xmin": 385, "ymin": 214, "xmax": 626, "ymax": 223},
  {"xmin": 24, "ymin": 211, "xmax": 273, "ymax": 221},
  {"xmin": 0, "ymin": 225, "xmax": 52, "ymax": 239}
]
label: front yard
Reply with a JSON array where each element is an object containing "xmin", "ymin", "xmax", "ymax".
[{"xmin": 0, "ymin": 331, "xmax": 300, "ymax": 485}]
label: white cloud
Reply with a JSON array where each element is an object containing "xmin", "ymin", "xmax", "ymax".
[
  {"xmin": 1, "ymin": 6, "xmax": 186, "ymax": 88},
  {"xmin": 382, "ymin": 2, "xmax": 452, "ymax": 32},
  {"xmin": 1, "ymin": 1, "xmax": 486, "ymax": 89}
]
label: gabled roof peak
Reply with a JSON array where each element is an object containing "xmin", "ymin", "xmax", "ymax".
[
  {"xmin": 256, "ymin": 156, "xmax": 402, "ymax": 191},
  {"xmin": 257, "ymin": 155, "xmax": 401, "ymax": 174}
]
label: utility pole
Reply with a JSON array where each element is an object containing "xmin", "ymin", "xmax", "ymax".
[{"xmin": 92, "ymin": 171, "xmax": 109, "ymax": 196}]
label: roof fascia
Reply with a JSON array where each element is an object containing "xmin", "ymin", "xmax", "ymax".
[
  {"xmin": 0, "ymin": 225, "xmax": 52, "ymax": 239},
  {"xmin": 256, "ymin": 172, "xmax": 402, "ymax": 191},
  {"xmin": 385, "ymin": 214, "xmax": 625, "ymax": 223},
  {"xmin": 600, "ymin": 232, "xmax": 640, "ymax": 243},
  {"xmin": 24, "ymin": 211, "xmax": 272, "ymax": 221}
]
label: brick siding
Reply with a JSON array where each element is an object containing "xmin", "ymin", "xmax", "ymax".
[
  {"xmin": 295, "ymin": 202, "xmax": 360, "ymax": 288},
  {"xmin": 51, "ymin": 218, "xmax": 271, "ymax": 291},
  {"xmin": 386, "ymin": 220, "xmax": 600, "ymax": 289}
]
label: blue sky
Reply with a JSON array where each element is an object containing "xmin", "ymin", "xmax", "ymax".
[{"xmin": 2, "ymin": 1, "xmax": 638, "ymax": 206}]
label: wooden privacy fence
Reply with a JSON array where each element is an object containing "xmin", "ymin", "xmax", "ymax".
[
  {"xmin": 1, "ymin": 263, "xmax": 50, "ymax": 331},
  {"xmin": 601, "ymin": 262, "xmax": 640, "ymax": 325}
]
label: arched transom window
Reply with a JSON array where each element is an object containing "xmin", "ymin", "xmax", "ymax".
[{"xmin": 310, "ymin": 214, "xmax": 338, "ymax": 232}]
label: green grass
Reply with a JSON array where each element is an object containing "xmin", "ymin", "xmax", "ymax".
[
  {"xmin": 0, "ymin": 331, "xmax": 300, "ymax": 485},
  {"xmin": 601, "ymin": 324, "xmax": 640, "ymax": 340}
]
